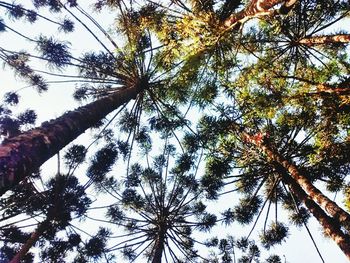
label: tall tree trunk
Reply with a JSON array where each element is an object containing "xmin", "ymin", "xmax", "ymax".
[
  {"xmin": 296, "ymin": 78, "xmax": 350, "ymax": 97},
  {"xmin": 229, "ymin": 125, "xmax": 350, "ymax": 258},
  {"xmin": 299, "ymin": 34, "xmax": 350, "ymax": 46},
  {"xmin": 303, "ymin": 87, "xmax": 350, "ymax": 98},
  {"xmin": 289, "ymin": 87, "xmax": 350, "ymax": 100},
  {"xmin": 224, "ymin": 0, "xmax": 297, "ymax": 27},
  {"xmin": 152, "ymin": 226, "xmax": 166, "ymax": 263},
  {"xmin": 9, "ymin": 219, "xmax": 50, "ymax": 263},
  {"xmin": 314, "ymin": 83, "xmax": 350, "ymax": 96},
  {"xmin": 257, "ymin": 140, "xmax": 350, "ymax": 228},
  {"xmin": 273, "ymin": 75, "xmax": 350, "ymax": 98},
  {"xmin": 300, "ymin": 89, "xmax": 350, "ymax": 98},
  {"xmin": 0, "ymin": 84, "xmax": 142, "ymax": 196},
  {"xmin": 234, "ymin": 123, "xmax": 350, "ymax": 229},
  {"xmin": 276, "ymin": 164, "xmax": 350, "ymax": 259}
]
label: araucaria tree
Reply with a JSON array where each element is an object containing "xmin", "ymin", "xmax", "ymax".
[
  {"xmin": 98, "ymin": 146, "xmax": 217, "ymax": 262},
  {"xmin": 1, "ymin": 0, "xmax": 350, "ymax": 262}
]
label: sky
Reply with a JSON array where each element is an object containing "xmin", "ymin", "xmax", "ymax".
[{"xmin": 0, "ymin": 1, "xmax": 349, "ymax": 262}]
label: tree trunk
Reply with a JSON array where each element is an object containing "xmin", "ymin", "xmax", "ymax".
[
  {"xmin": 289, "ymin": 86, "xmax": 350, "ymax": 100},
  {"xmin": 314, "ymin": 86, "xmax": 350, "ymax": 96},
  {"xmin": 234, "ymin": 126, "xmax": 350, "ymax": 258},
  {"xmin": 224, "ymin": 0, "xmax": 297, "ymax": 27},
  {"xmin": 273, "ymin": 75, "xmax": 350, "ymax": 98},
  {"xmin": 277, "ymin": 165, "xmax": 350, "ymax": 259},
  {"xmin": 299, "ymin": 34, "xmax": 350, "ymax": 46},
  {"xmin": 259, "ymin": 141, "xmax": 350, "ymax": 229},
  {"xmin": 0, "ymin": 84, "xmax": 142, "ymax": 196},
  {"xmin": 152, "ymin": 226, "xmax": 166, "ymax": 263},
  {"xmin": 9, "ymin": 219, "xmax": 50, "ymax": 263},
  {"xmin": 299, "ymin": 79, "xmax": 350, "ymax": 97}
]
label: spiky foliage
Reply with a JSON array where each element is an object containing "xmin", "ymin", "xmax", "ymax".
[
  {"xmin": 1, "ymin": 0, "xmax": 350, "ymax": 262},
  {"xmin": 0, "ymin": 93, "xmax": 37, "ymax": 140},
  {"xmin": 89, "ymin": 143, "xmax": 217, "ymax": 262}
]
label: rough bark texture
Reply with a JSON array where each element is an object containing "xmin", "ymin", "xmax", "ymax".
[
  {"xmin": 233, "ymin": 125, "xmax": 350, "ymax": 258},
  {"xmin": 279, "ymin": 166, "xmax": 350, "ymax": 259},
  {"xmin": 0, "ymin": 85, "xmax": 141, "ymax": 195},
  {"xmin": 299, "ymin": 34, "xmax": 350, "ymax": 46},
  {"xmin": 260, "ymin": 142, "xmax": 350, "ymax": 228},
  {"xmin": 224, "ymin": 0, "xmax": 297, "ymax": 27}
]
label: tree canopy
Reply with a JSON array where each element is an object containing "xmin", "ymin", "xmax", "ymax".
[{"xmin": 0, "ymin": 0, "xmax": 350, "ymax": 262}]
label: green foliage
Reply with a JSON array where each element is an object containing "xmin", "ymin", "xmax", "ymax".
[
  {"xmin": 100, "ymin": 146, "xmax": 216, "ymax": 261},
  {"xmin": 205, "ymin": 236, "xmax": 279, "ymax": 263},
  {"xmin": 260, "ymin": 222, "xmax": 289, "ymax": 249},
  {"xmin": 344, "ymin": 185, "xmax": 350, "ymax": 212},
  {"xmin": 234, "ymin": 196, "xmax": 262, "ymax": 224},
  {"xmin": 1, "ymin": 0, "xmax": 350, "ymax": 261},
  {"xmin": 36, "ymin": 36, "xmax": 71, "ymax": 68},
  {"xmin": 0, "ymin": 94, "xmax": 38, "ymax": 139},
  {"xmin": 64, "ymin": 144, "xmax": 86, "ymax": 170},
  {"xmin": 87, "ymin": 143, "xmax": 118, "ymax": 183},
  {"xmin": 266, "ymin": 255, "xmax": 282, "ymax": 263}
]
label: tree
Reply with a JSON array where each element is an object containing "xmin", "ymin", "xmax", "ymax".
[
  {"xmin": 8, "ymin": 174, "xmax": 91, "ymax": 263},
  {"xmin": 1, "ymin": 0, "xmax": 350, "ymax": 262},
  {"xmin": 0, "ymin": 169, "xmax": 92, "ymax": 262},
  {"xmin": 204, "ymin": 236, "xmax": 283, "ymax": 263},
  {"xmin": 0, "ymin": 0, "xmax": 304, "ymax": 195},
  {"xmin": 194, "ymin": 108, "xmax": 350, "ymax": 259},
  {"xmin": 0, "ymin": 0, "xmax": 187, "ymax": 196},
  {"xmin": 99, "ymin": 146, "xmax": 217, "ymax": 262},
  {"xmin": 0, "ymin": 84, "xmax": 142, "ymax": 195},
  {"xmin": 223, "ymin": 0, "xmax": 298, "ymax": 28},
  {"xmin": 154, "ymin": 0, "xmax": 350, "ymax": 259}
]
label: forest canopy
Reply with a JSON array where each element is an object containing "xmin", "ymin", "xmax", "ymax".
[{"xmin": 0, "ymin": 0, "xmax": 350, "ymax": 262}]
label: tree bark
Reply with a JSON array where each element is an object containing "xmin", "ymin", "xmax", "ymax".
[
  {"xmin": 273, "ymin": 75, "xmax": 350, "ymax": 98},
  {"xmin": 231, "ymin": 125, "xmax": 350, "ymax": 258},
  {"xmin": 289, "ymin": 86, "xmax": 350, "ymax": 100},
  {"xmin": 299, "ymin": 34, "xmax": 350, "ymax": 46},
  {"xmin": 277, "ymin": 165, "xmax": 350, "ymax": 259},
  {"xmin": 224, "ymin": 0, "xmax": 297, "ymax": 27},
  {"xmin": 9, "ymin": 219, "xmax": 50, "ymax": 263},
  {"xmin": 152, "ymin": 226, "xmax": 166, "ymax": 263},
  {"xmin": 259, "ymin": 141, "xmax": 350, "ymax": 229},
  {"xmin": 0, "ymin": 84, "xmax": 142, "ymax": 196}
]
